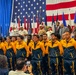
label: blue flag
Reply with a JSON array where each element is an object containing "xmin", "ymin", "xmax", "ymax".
[
  {"xmin": 52, "ymin": 14, "xmax": 55, "ymax": 25},
  {"xmin": 74, "ymin": 12, "xmax": 76, "ymax": 24},
  {"xmin": 62, "ymin": 12, "xmax": 66, "ymax": 26},
  {"xmin": 56, "ymin": 13, "xmax": 58, "ymax": 22},
  {"xmin": 45, "ymin": 14, "xmax": 47, "ymax": 26}
]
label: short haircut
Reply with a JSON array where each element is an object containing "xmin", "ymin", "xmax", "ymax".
[
  {"xmin": 51, "ymin": 33, "xmax": 61, "ymax": 40},
  {"xmin": 33, "ymin": 34, "xmax": 39, "ymax": 39},
  {"xmin": 0, "ymin": 55, "xmax": 8, "ymax": 68},
  {"xmin": 7, "ymin": 36, "xmax": 12, "ymax": 39},
  {"xmin": 16, "ymin": 58, "xmax": 26, "ymax": 70},
  {"xmin": 0, "ymin": 37, "xmax": 2, "ymax": 42},
  {"xmin": 64, "ymin": 30, "xmax": 71, "ymax": 34},
  {"xmin": 42, "ymin": 33, "xmax": 47, "ymax": 36},
  {"xmin": 18, "ymin": 35, "xmax": 24, "ymax": 40},
  {"xmin": 27, "ymin": 34, "xmax": 32, "ymax": 38}
]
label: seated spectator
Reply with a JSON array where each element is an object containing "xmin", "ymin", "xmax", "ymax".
[
  {"xmin": 0, "ymin": 55, "xmax": 9, "ymax": 75},
  {"xmin": 9, "ymin": 58, "xmax": 33, "ymax": 75}
]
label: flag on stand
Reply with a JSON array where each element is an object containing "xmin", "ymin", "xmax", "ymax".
[
  {"xmin": 32, "ymin": 15, "xmax": 35, "ymax": 34},
  {"xmin": 52, "ymin": 14, "xmax": 55, "ymax": 32},
  {"xmin": 74, "ymin": 12, "xmax": 76, "ymax": 24},
  {"xmin": 14, "ymin": 18, "xmax": 18, "ymax": 28},
  {"xmin": 18, "ymin": 18, "xmax": 20, "ymax": 30},
  {"xmin": 62, "ymin": 12, "xmax": 67, "ymax": 26},
  {"xmin": 28, "ymin": 19, "xmax": 32, "ymax": 34},
  {"xmin": 52, "ymin": 14, "xmax": 55, "ymax": 25},
  {"xmin": 56, "ymin": 13, "xmax": 58, "ymax": 22},
  {"xmin": 35, "ymin": 14, "xmax": 39, "ymax": 33}
]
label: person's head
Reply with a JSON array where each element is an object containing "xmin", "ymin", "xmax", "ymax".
[
  {"xmin": 39, "ymin": 25, "xmax": 44, "ymax": 30},
  {"xmin": 16, "ymin": 58, "xmax": 27, "ymax": 72},
  {"xmin": 2, "ymin": 37, "xmax": 6, "ymax": 42},
  {"xmin": 12, "ymin": 27, "xmax": 16, "ymax": 30},
  {"xmin": 17, "ymin": 35, "xmax": 24, "ymax": 42},
  {"xmin": 43, "ymin": 33, "xmax": 47, "ymax": 40},
  {"xmin": 48, "ymin": 27, "xmax": 52, "ymax": 31},
  {"xmin": 64, "ymin": 31, "xmax": 71, "ymax": 40},
  {"xmin": 73, "ymin": 31, "xmax": 76, "ymax": 40},
  {"xmin": 32, "ymin": 34, "xmax": 39, "ymax": 42},
  {"xmin": 0, "ymin": 55, "xmax": 8, "ymax": 69},
  {"xmin": 11, "ymin": 36, "xmax": 16, "ymax": 42},
  {"xmin": 6, "ymin": 36, "xmax": 11, "ymax": 43},
  {"xmin": 51, "ymin": 33, "xmax": 61, "ymax": 41},
  {"xmin": 62, "ymin": 33, "xmax": 66, "ymax": 40},
  {"xmin": 60, "ymin": 23, "xmax": 64, "ymax": 28},
  {"xmin": 56, "ymin": 21, "xmax": 60, "ymax": 26},
  {"xmin": 27, "ymin": 34, "xmax": 32, "ymax": 41},
  {"xmin": 39, "ymin": 35, "xmax": 43, "ymax": 41},
  {"xmin": 20, "ymin": 26, "xmax": 23, "ymax": 31},
  {"xmin": 0, "ymin": 36, "xmax": 2, "ymax": 42}
]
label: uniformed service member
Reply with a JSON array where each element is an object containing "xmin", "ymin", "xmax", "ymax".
[
  {"xmin": 46, "ymin": 33, "xmax": 63, "ymax": 75},
  {"xmin": 30, "ymin": 34, "xmax": 45, "ymax": 75},
  {"xmin": 18, "ymin": 26, "xmax": 28, "ymax": 36},
  {"xmin": 61, "ymin": 31, "xmax": 76, "ymax": 75}
]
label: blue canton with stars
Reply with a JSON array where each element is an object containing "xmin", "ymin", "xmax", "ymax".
[{"xmin": 12, "ymin": 0, "xmax": 46, "ymax": 23}]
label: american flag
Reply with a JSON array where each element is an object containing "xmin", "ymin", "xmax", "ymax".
[
  {"xmin": 46, "ymin": 0, "xmax": 76, "ymax": 26},
  {"xmin": 11, "ymin": 0, "xmax": 76, "ymax": 30},
  {"xmin": 11, "ymin": 0, "xmax": 46, "ymax": 30}
]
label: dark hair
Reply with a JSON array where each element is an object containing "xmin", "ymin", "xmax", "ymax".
[
  {"xmin": 27, "ymin": 34, "xmax": 32, "ymax": 39},
  {"xmin": 18, "ymin": 35, "xmax": 24, "ymax": 40},
  {"xmin": 64, "ymin": 30, "xmax": 71, "ymax": 34},
  {"xmin": 33, "ymin": 34, "xmax": 39, "ymax": 39},
  {"xmin": 51, "ymin": 33, "xmax": 61, "ymax": 40},
  {"xmin": 0, "ymin": 55, "xmax": 8, "ymax": 68},
  {"xmin": 42, "ymin": 33, "xmax": 47, "ymax": 36},
  {"xmin": 27, "ymin": 34, "xmax": 32, "ymax": 45},
  {"xmin": 7, "ymin": 36, "xmax": 12, "ymax": 39},
  {"xmin": 0, "ymin": 37, "xmax": 2, "ymax": 42},
  {"xmin": 4, "ymin": 37, "xmax": 6, "ymax": 40},
  {"xmin": 16, "ymin": 58, "xmax": 26, "ymax": 70}
]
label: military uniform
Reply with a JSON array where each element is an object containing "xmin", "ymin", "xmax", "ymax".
[
  {"xmin": 5, "ymin": 42, "xmax": 16, "ymax": 70},
  {"xmin": 30, "ymin": 41, "xmax": 45, "ymax": 75},
  {"xmin": 16, "ymin": 41, "xmax": 29, "ymax": 59},
  {"xmin": 18, "ymin": 29, "xmax": 28, "ymax": 36},
  {"xmin": 0, "ymin": 42, "xmax": 6, "ymax": 55},
  {"xmin": 10, "ymin": 29, "xmax": 19, "ymax": 36},
  {"xmin": 47, "ymin": 40, "xmax": 63, "ymax": 75},
  {"xmin": 61, "ymin": 38, "xmax": 76, "ymax": 75}
]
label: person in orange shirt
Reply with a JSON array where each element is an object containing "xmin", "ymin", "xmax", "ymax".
[
  {"xmin": 47, "ymin": 33, "xmax": 63, "ymax": 75},
  {"xmin": 11, "ymin": 36, "xmax": 17, "ymax": 46},
  {"xmin": 42, "ymin": 33, "xmax": 50, "ymax": 75},
  {"xmin": 61, "ymin": 31, "xmax": 76, "ymax": 75},
  {"xmin": 0, "ymin": 37, "xmax": 6, "ymax": 55},
  {"xmin": 16, "ymin": 35, "xmax": 29, "ymax": 59},
  {"xmin": 30, "ymin": 34, "xmax": 45, "ymax": 75},
  {"xmin": 5, "ymin": 36, "xmax": 16, "ymax": 70}
]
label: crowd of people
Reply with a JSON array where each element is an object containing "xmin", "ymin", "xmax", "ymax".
[{"xmin": 0, "ymin": 21, "xmax": 76, "ymax": 75}]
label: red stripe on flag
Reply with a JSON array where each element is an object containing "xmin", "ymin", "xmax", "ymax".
[
  {"xmin": 47, "ymin": 13, "xmax": 75, "ymax": 21},
  {"xmin": 46, "ymin": 1, "xmax": 76, "ymax": 10}
]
